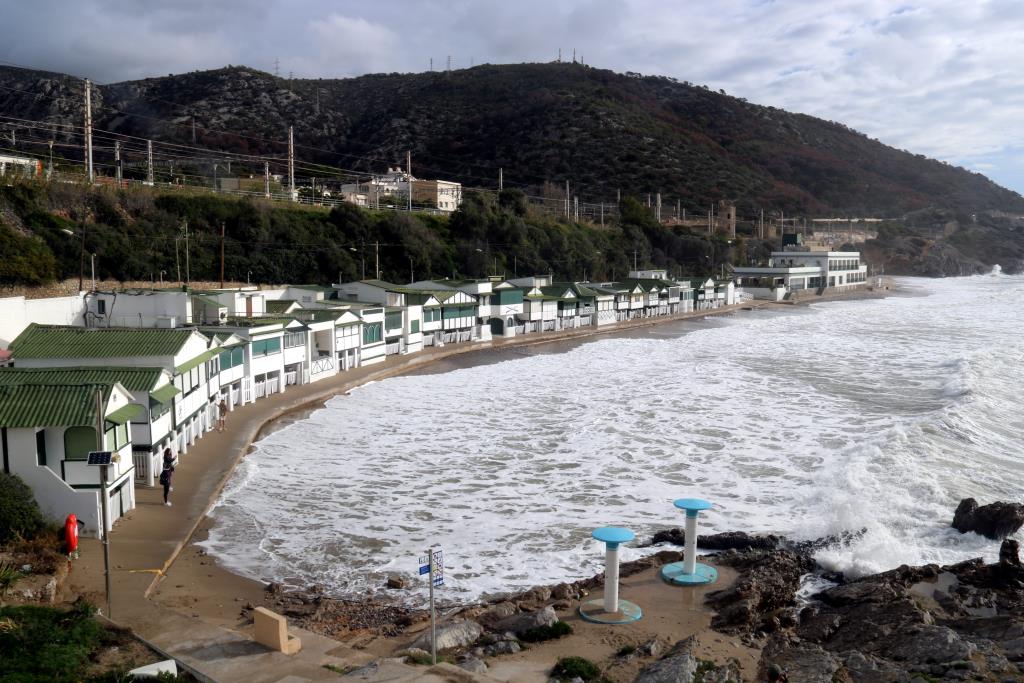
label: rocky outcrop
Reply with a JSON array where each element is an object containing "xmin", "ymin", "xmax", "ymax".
[
  {"xmin": 951, "ymin": 498, "xmax": 1024, "ymax": 540},
  {"xmin": 777, "ymin": 539, "xmax": 1024, "ymax": 681},
  {"xmin": 633, "ymin": 637, "xmax": 741, "ymax": 683},
  {"xmin": 633, "ymin": 637, "xmax": 700, "ymax": 683},
  {"xmin": 704, "ymin": 548, "xmax": 816, "ymax": 636},
  {"xmin": 648, "ymin": 529, "xmax": 782, "ymax": 550}
]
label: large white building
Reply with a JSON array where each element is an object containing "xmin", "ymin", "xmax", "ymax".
[{"xmin": 732, "ymin": 250, "xmax": 868, "ymax": 301}]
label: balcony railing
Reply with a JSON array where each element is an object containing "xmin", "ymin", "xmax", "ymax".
[{"xmin": 311, "ymin": 356, "xmax": 335, "ymax": 375}]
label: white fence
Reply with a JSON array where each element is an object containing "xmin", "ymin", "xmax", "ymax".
[{"xmin": 311, "ymin": 356, "xmax": 335, "ymax": 374}]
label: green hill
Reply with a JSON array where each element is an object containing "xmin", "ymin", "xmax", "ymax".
[{"xmin": 2, "ymin": 62, "xmax": 1023, "ymax": 216}]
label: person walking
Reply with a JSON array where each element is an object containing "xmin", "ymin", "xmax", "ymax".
[
  {"xmin": 217, "ymin": 399, "xmax": 228, "ymax": 432},
  {"xmin": 159, "ymin": 463, "xmax": 174, "ymax": 506}
]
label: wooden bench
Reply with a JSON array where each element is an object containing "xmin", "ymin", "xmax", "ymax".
[{"xmin": 253, "ymin": 607, "xmax": 302, "ymax": 654}]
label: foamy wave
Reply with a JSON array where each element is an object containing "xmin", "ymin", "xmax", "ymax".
[{"xmin": 201, "ymin": 274, "xmax": 1024, "ymax": 602}]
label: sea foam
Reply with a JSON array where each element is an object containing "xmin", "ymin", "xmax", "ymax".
[{"xmin": 200, "ymin": 275, "xmax": 1024, "ymax": 603}]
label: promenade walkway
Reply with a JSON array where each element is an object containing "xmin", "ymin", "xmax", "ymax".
[{"xmin": 65, "ymin": 304, "xmax": 748, "ymax": 682}]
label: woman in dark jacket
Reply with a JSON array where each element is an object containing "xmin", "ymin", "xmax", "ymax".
[{"xmin": 159, "ymin": 464, "xmax": 174, "ymax": 506}]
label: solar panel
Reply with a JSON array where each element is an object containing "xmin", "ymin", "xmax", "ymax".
[{"xmin": 87, "ymin": 451, "xmax": 113, "ymax": 466}]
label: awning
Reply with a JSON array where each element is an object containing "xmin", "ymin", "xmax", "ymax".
[
  {"xmin": 106, "ymin": 403, "xmax": 145, "ymax": 425},
  {"xmin": 149, "ymin": 384, "xmax": 180, "ymax": 405},
  {"xmin": 174, "ymin": 348, "xmax": 220, "ymax": 374}
]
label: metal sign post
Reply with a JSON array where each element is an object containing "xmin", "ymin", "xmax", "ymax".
[
  {"xmin": 87, "ymin": 449, "xmax": 113, "ymax": 618},
  {"xmin": 419, "ymin": 548, "xmax": 444, "ymax": 665}
]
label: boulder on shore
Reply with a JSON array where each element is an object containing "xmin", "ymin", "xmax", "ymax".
[
  {"xmin": 490, "ymin": 605, "xmax": 557, "ymax": 635},
  {"xmin": 633, "ymin": 636, "xmax": 700, "ymax": 683},
  {"xmin": 410, "ymin": 619, "xmax": 483, "ymax": 652},
  {"xmin": 952, "ymin": 498, "xmax": 1024, "ymax": 540}
]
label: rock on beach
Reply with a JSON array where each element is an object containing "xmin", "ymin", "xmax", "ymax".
[{"xmin": 951, "ymin": 498, "xmax": 1024, "ymax": 540}]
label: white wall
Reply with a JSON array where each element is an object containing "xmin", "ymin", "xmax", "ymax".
[
  {"xmin": 0, "ymin": 294, "xmax": 86, "ymax": 347},
  {"xmin": 6, "ymin": 428, "xmax": 102, "ymax": 536},
  {"xmin": 88, "ymin": 291, "xmax": 190, "ymax": 328}
]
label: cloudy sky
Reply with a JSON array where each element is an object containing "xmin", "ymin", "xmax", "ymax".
[{"xmin": 3, "ymin": 0, "xmax": 1023, "ymax": 194}]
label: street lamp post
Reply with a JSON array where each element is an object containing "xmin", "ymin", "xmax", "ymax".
[
  {"xmin": 61, "ymin": 228, "xmax": 86, "ymax": 292},
  {"xmin": 350, "ymin": 246, "xmax": 364, "ymax": 280}
]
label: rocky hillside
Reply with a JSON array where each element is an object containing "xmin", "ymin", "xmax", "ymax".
[{"xmin": 2, "ymin": 62, "xmax": 1024, "ymax": 218}]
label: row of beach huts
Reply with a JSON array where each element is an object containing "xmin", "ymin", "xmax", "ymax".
[
  {"xmin": 0, "ymin": 246, "xmax": 873, "ymax": 539},
  {"xmin": 0, "ymin": 270, "xmax": 737, "ymax": 537}
]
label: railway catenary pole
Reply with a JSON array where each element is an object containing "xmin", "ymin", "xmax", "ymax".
[
  {"xmin": 288, "ymin": 126, "xmax": 296, "ymax": 202},
  {"xmin": 84, "ymin": 79, "xmax": 93, "ymax": 183}
]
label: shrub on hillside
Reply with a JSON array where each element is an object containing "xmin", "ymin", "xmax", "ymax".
[
  {"xmin": 0, "ymin": 223, "xmax": 59, "ymax": 286},
  {"xmin": 0, "ymin": 473, "xmax": 47, "ymax": 543}
]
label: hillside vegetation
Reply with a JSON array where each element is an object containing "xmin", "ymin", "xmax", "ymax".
[
  {"xmin": 2, "ymin": 62, "xmax": 1023, "ymax": 218},
  {"xmin": 0, "ymin": 181, "xmax": 749, "ymax": 287}
]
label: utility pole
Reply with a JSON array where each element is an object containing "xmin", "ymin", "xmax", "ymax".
[
  {"xmin": 191, "ymin": 114, "xmax": 196, "ymax": 144},
  {"xmin": 574, "ymin": 196, "xmax": 578, "ymax": 221},
  {"xmin": 760, "ymin": 208, "xmax": 764, "ymax": 239},
  {"xmin": 288, "ymin": 125, "xmax": 296, "ymax": 201},
  {"xmin": 429, "ymin": 57, "xmax": 433, "ymax": 71},
  {"xmin": 219, "ymin": 222, "xmax": 226, "ymax": 288},
  {"xmin": 94, "ymin": 389, "xmax": 111, "ymax": 619},
  {"xmin": 676, "ymin": 199, "xmax": 680, "ymax": 220},
  {"xmin": 633, "ymin": 250, "xmax": 638, "ymax": 272},
  {"xmin": 600, "ymin": 201, "xmax": 604, "ymax": 227},
  {"xmin": 84, "ymin": 79, "xmax": 94, "ymax": 183},
  {"xmin": 264, "ymin": 161, "xmax": 270, "ymax": 198},
  {"xmin": 616, "ymin": 188, "xmax": 621, "ymax": 203},
  {"xmin": 114, "ymin": 141, "xmax": 122, "ymax": 185},
  {"xmin": 565, "ymin": 180, "xmax": 570, "ymax": 218},
  {"xmin": 656, "ymin": 193, "xmax": 662, "ymax": 222},
  {"xmin": 374, "ymin": 241, "xmax": 380, "ymax": 280},
  {"xmin": 498, "ymin": 167, "xmax": 503, "ymax": 191},
  {"xmin": 174, "ymin": 237, "xmax": 181, "ymax": 285},
  {"xmin": 184, "ymin": 220, "xmax": 191, "ymax": 289},
  {"xmin": 47, "ymin": 139, "xmax": 54, "ymax": 179},
  {"xmin": 146, "ymin": 140, "xmax": 154, "ymax": 184},
  {"xmin": 406, "ymin": 150, "xmax": 412, "ymax": 212}
]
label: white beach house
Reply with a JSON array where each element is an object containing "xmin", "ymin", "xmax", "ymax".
[{"xmin": 0, "ymin": 377, "xmax": 139, "ymax": 537}]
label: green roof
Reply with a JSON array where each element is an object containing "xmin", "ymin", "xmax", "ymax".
[
  {"xmin": 224, "ymin": 317, "xmax": 291, "ymax": 327},
  {"xmin": 0, "ymin": 367, "xmax": 164, "ymax": 392},
  {"xmin": 175, "ymin": 348, "xmax": 221, "ymax": 374},
  {"xmin": 266, "ymin": 300, "xmax": 298, "ymax": 313},
  {"xmin": 106, "ymin": 403, "xmax": 145, "ymax": 425},
  {"xmin": 359, "ymin": 279, "xmax": 421, "ymax": 294},
  {"xmin": 0, "ymin": 383, "xmax": 112, "ymax": 428},
  {"xmin": 150, "ymin": 384, "xmax": 180, "ymax": 404},
  {"xmin": 12, "ymin": 324, "xmax": 195, "ymax": 359}
]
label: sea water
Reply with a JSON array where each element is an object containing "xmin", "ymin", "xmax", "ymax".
[{"xmin": 200, "ymin": 274, "xmax": 1024, "ymax": 603}]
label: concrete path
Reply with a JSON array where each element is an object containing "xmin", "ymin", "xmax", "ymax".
[{"xmin": 65, "ymin": 304, "xmax": 747, "ymax": 682}]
